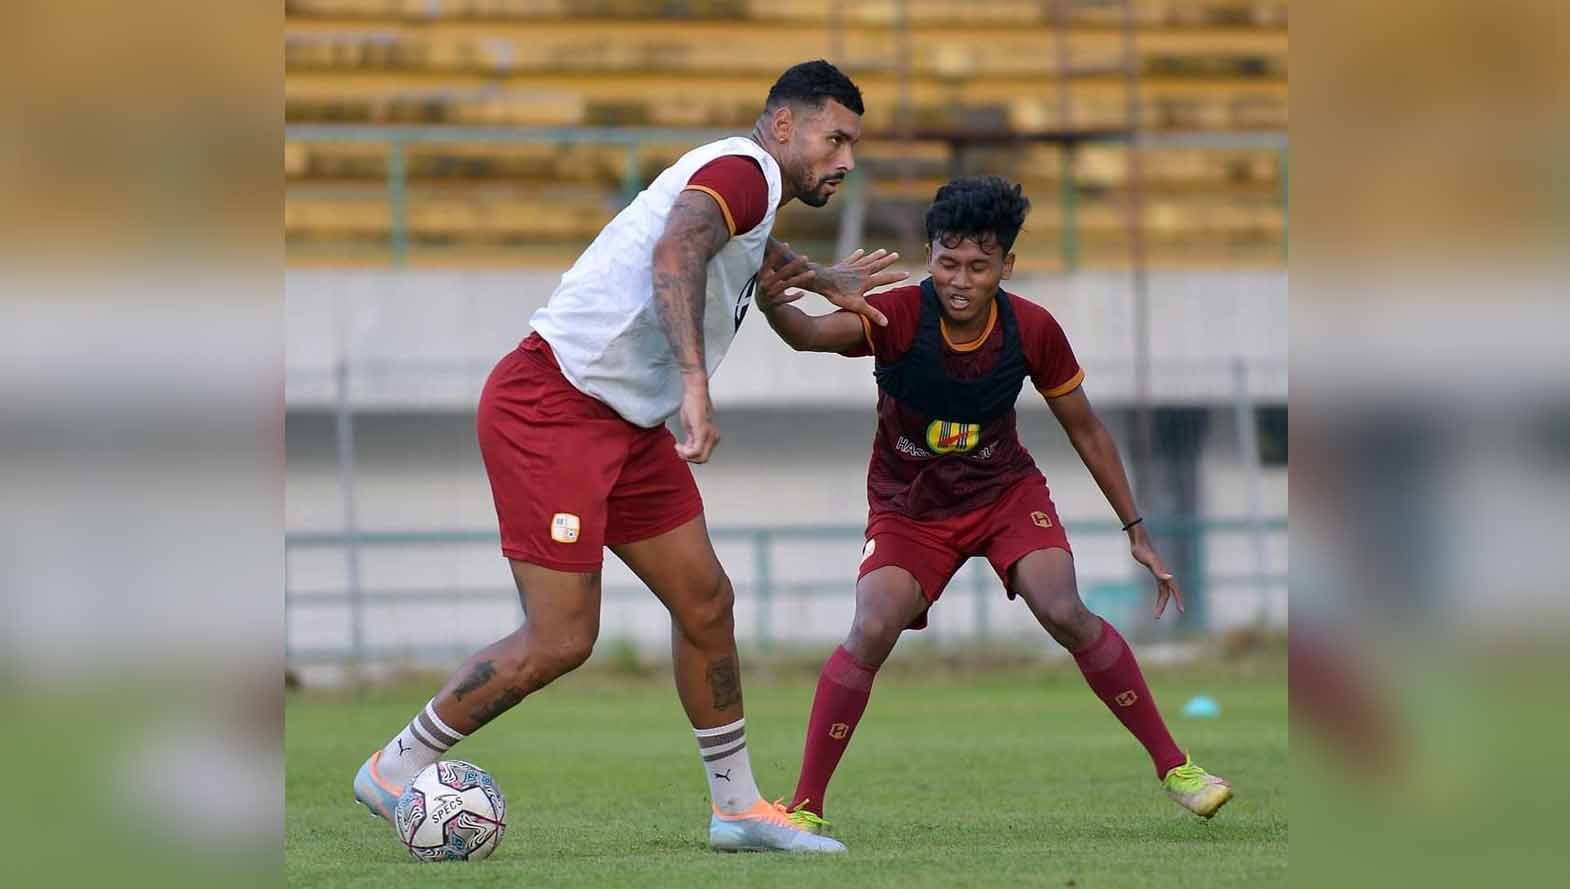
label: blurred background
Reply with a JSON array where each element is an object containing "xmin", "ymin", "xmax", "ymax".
[
  {"xmin": 5, "ymin": 0, "xmax": 1567, "ymax": 885},
  {"xmin": 282, "ymin": 0, "xmax": 1289, "ymax": 681}
]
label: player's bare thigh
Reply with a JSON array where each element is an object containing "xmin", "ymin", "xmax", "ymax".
[
  {"xmin": 510, "ymin": 558, "xmax": 602, "ymax": 642},
  {"xmin": 610, "ymin": 513, "xmax": 733, "ymax": 642},
  {"xmin": 846, "ymin": 566, "xmax": 928, "ymax": 668}
]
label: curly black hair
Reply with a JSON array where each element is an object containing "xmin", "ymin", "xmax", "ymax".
[
  {"xmin": 924, "ymin": 176, "xmax": 1031, "ymax": 254},
  {"xmin": 765, "ymin": 60, "xmax": 865, "ymax": 116}
]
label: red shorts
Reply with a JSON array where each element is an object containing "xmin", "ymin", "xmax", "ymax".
[
  {"xmin": 476, "ymin": 333, "xmax": 704, "ymax": 572},
  {"xmin": 857, "ymin": 477, "xmax": 1071, "ymax": 629}
]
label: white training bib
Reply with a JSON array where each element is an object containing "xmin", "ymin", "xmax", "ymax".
[{"xmin": 530, "ymin": 137, "xmax": 783, "ymax": 427}]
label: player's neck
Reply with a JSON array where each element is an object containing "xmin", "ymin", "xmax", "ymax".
[{"xmin": 748, "ymin": 126, "xmax": 797, "ymax": 207}]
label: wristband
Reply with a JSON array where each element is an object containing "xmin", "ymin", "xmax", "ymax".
[{"xmin": 1121, "ymin": 516, "xmax": 1144, "ymax": 532}]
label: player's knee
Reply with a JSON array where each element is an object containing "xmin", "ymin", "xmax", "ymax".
[
  {"xmin": 1038, "ymin": 593, "xmax": 1092, "ymax": 636},
  {"xmin": 521, "ymin": 629, "xmax": 597, "ymax": 683},
  {"xmin": 677, "ymin": 573, "xmax": 736, "ymax": 641},
  {"xmin": 545, "ymin": 635, "xmax": 597, "ymax": 678},
  {"xmin": 848, "ymin": 612, "xmax": 900, "ymax": 655}
]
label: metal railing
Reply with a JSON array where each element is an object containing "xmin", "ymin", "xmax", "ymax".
[{"xmin": 284, "ymin": 516, "xmax": 1287, "ymax": 668}]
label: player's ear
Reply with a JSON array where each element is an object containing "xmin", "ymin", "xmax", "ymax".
[
  {"xmin": 769, "ymin": 103, "xmax": 794, "ymax": 144},
  {"xmin": 1001, "ymin": 252, "xmax": 1015, "ymax": 280}
]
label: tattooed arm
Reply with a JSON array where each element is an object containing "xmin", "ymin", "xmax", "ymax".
[{"xmin": 652, "ymin": 189, "xmax": 734, "ymax": 463}]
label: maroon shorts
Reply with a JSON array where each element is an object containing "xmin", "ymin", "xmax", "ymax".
[
  {"xmin": 476, "ymin": 333, "xmax": 703, "ymax": 572},
  {"xmin": 857, "ymin": 477, "xmax": 1071, "ymax": 629}
]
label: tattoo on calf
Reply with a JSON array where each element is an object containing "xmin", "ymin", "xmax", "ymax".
[
  {"xmin": 468, "ymin": 684, "xmax": 531, "ymax": 728},
  {"xmin": 706, "ymin": 656, "xmax": 742, "ymax": 711},
  {"xmin": 452, "ymin": 659, "xmax": 496, "ymax": 701}
]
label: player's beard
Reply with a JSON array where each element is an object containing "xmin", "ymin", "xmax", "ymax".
[{"xmin": 797, "ymin": 174, "xmax": 843, "ymax": 208}]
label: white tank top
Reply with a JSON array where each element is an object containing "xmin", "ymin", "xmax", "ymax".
[{"xmin": 530, "ymin": 137, "xmax": 783, "ymax": 427}]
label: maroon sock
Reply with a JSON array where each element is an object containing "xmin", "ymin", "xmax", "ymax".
[
  {"xmin": 790, "ymin": 645, "xmax": 878, "ymax": 816},
  {"xmin": 1072, "ymin": 618, "xmax": 1186, "ymax": 778}
]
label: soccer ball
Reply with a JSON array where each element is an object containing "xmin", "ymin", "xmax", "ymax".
[{"xmin": 394, "ymin": 760, "xmax": 507, "ymax": 861}]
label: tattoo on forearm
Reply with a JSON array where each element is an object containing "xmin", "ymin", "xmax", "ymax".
[
  {"xmin": 653, "ymin": 265, "xmax": 706, "ymax": 373},
  {"xmin": 653, "ymin": 194, "xmax": 731, "ymax": 374},
  {"xmin": 706, "ymin": 656, "xmax": 742, "ymax": 711},
  {"xmin": 452, "ymin": 659, "xmax": 495, "ymax": 701}
]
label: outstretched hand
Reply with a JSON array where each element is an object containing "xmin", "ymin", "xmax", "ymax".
[{"xmin": 811, "ymin": 248, "xmax": 907, "ymax": 327}]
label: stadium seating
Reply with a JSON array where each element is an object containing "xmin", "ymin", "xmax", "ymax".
[{"xmin": 285, "ymin": 0, "xmax": 1287, "ymax": 267}]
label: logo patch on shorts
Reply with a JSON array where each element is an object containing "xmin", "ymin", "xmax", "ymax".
[
  {"xmin": 1031, "ymin": 510, "xmax": 1053, "ymax": 529},
  {"xmin": 550, "ymin": 513, "xmax": 581, "ymax": 544},
  {"xmin": 925, "ymin": 419, "xmax": 981, "ymax": 454},
  {"xmin": 860, "ymin": 538, "xmax": 876, "ymax": 563}
]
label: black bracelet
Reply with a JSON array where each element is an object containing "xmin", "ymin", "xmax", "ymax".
[{"xmin": 1121, "ymin": 516, "xmax": 1144, "ymax": 532}]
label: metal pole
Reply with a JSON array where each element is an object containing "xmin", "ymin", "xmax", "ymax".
[
  {"xmin": 387, "ymin": 136, "xmax": 408, "ymax": 267},
  {"xmin": 334, "ymin": 358, "xmax": 366, "ymax": 679},
  {"xmin": 754, "ymin": 531, "xmax": 773, "ymax": 651},
  {"xmin": 894, "ymin": 0, "xmax": 915, "ymax": 186},
  {"xmin": 1059, "ymin": 151, "xmax": 1080, "ymax": 272},
  {"xmin": 1233, "ymin": 359, "xmax": 1270, "ymax": 626},
  {"xmin": 834, "ymin": 170, "xmax": 867, "ymax": 262},
  {"xmin": 1278, "ymin": 146, "xmax": 1289, "ymax": 261},
  {"xmin": 1120, "ymin": 0, "xmax": 1154, "ymax": 504},
  {"xmin": 898, "ymin": 0, "xmax": 910, "ymax": 145},
  {"xmin": 828, "ymin": 0, "xmax": 845, "ymax": 63},
  {"xmin": 283, "ymin": 545, "xmax": 293, "ymax": 666},
  {"xmin": 620, "ymin": 141, "xmax": 641, "ymax": 204},
  {"xmin": 1052, "ymin": 0, "xmax": 1079, "ymax": 272}
]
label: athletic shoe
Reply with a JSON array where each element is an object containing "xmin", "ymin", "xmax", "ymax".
[
  {"xmin": 1162, "ymin": 755, "xmax": 1233, "ymax": 818},
  {"xmin": 709, "ymin": 798, "xmax": 847, "ymax": 853},
  {"xmin": 352, "ymin": 750, "xmax": 403, "ymax": 824},
  {"xmin": 785, "ymin": 800, "xmax": 832, "ymax": 836}
]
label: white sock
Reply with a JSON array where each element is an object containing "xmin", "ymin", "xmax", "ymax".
[
  {"xmin": 695, "ymin": 718, "xmax": 763, "ymax": 815},
  {"xmin": 379, "ymin": 700, "xmax": 467, "ymax": 787}
]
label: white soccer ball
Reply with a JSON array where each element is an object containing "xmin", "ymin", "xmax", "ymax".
[{"xmin": 394, "ymin": 760, "xmax": 507, "ymax": 861}]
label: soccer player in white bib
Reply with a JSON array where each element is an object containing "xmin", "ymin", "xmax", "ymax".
[{"xmin": 354, "ymin": 60, "xmax": 906, "ymax": 854}]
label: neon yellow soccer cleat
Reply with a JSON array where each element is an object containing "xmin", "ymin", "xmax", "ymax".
[
  {"xmin": 1162, "ymin": 755, "xmax": 1233, "ymax": 818},
  {"xmin": 785, "ymin": 801, "xmax": 832, "ymax": 836}
]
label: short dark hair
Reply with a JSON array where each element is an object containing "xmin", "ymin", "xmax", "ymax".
[
  {"xmin": 924, "ymin": 176, "xmax": 1031, "ymax": 254},
  {"xmin": 765, "ymin": 60, "xmax": 864, "ymax": 116}
]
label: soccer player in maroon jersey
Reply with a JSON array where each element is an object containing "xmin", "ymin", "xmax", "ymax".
[{"xmin": 756, "ymin": 176, "xmax": 1233, "ymax": 838}]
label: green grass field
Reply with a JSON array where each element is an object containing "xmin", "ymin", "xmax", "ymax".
[{"xmin": 287, "ymin": 651, "xmax": 1286, "ymax": 888}]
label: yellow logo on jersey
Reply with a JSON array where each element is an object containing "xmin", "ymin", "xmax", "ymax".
[{"xmin": 925, "ymin": 419, "xmax": 981, "ymax": 454}]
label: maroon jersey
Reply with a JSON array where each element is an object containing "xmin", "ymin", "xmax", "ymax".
[{"xmin": 837, "ymin": 281, "xmax": 1084, "ymax": 520}]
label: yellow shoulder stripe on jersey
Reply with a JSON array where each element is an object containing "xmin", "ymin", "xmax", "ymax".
[
  {"xmin": 682, "ymin": 185, "xmax": 736, "ymax": 236},
  {"xmin": 1040, "ymin": 367, "xmax": 1086, "ymax": 399}
]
